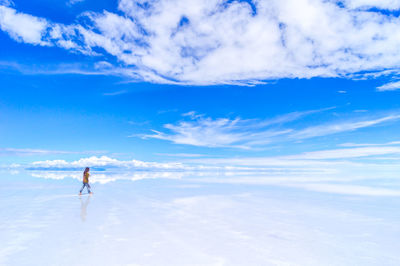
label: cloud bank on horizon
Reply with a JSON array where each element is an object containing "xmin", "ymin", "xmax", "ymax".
[
  {"xmin": 7, "ymin": 141, "xmax": 400, "ymax": 178},
  {"xmin": 1, "ymin": 0, "xmax": 400, "ymax": 85},
  {"xmin": 8, "ymin": 142, "xmax": 400, "ymax": 196}
]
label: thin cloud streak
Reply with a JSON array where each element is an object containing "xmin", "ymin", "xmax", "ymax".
[
  {"xmin": 103, "ymin": 90, "xmax": 128, "ymax": 96},
  {"xmin": 141, "ymin": 114, "xmax": 294, "ymax": 149},
  {"xmin": 377, "ymin": 80, "xmax": 400, "ymax": 91},
  {"xmin": 188, "ymin": 146, "xmax": 400, "ymax": 166},
  {"xmin": 29, "ymin": 156, "xmax": 189, "ymax": 170},
  {"xmin": 0, "ymin": 60, "xmax": 138, "ymax": 78},
  {"xmin": 339, "ymin": 141, "xmax": 400, "ymax": 147},
  {"xmin": 284, "ymin": 146, "xmax": 400, "ymax": 160},
  {"xmin": 0, "ymin": 148, "xmax": 105, "ymax": 156},
  {"xmin": 142, "ymin": 111, "xmax": 400, "ymax": 149},
  {"xmin": 290, "ymin": 114, "xmax": 400, "ymax": 140},
  {"xmin": 155, "ymin": 153, "xmax": 206, "ymax": 158},
  {"xmin": 142, "ymin": 108, "xmax": 332, "ymax": 148},
  {"xmin": 67, "ymin": 0, "xmax": 84, "ymax": 6}
]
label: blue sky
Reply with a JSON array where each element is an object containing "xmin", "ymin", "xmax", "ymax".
[{"xmin": 1, "ymin": 0, "xmax": 400, "ymax": 171}]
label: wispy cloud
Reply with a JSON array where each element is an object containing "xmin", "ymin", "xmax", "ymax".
[
  {"xmin": 102, "ymin": 90, "xmax": 127, "ymax": 96},
  {"xmin": 0, "ymin": 61, "xmax": 137, "ymax": 78},
  {"xmin": 141, "ymin": 110, "xmax": 310, "ymax": 149},
  {"xmin": 0, "ymin": 148, "xmax": 105, "ymax": 156},
  {"xmin": 157, "ymin": 109, "xmax": 179, "ymax": 115},
  {"xmin": 29, "ymin": 156, "xmax": 188, "ymax": 170},
  {"xmin": 290, "ymin": 114, "xmax": 400, "ymax": 139},
  {"xmin": 2, "ymin": 1, "xmax": 400, "ymax": 84},
  {"xmin": 285, "ymin": 146, "xmax": 400, "ymax": 160},
  {"xmin": 186, "ymin": 145, "xmax": 400, "ymax": 168},
  {"xmin": 141, "ymin": 110, "xmax": 400, "ymax": 149},
  {"xmin": 377, "ymin": 81, "xmax": 400, "ymax": 91},
  {"xmin": 339, "ymin": 141, "xmax": 400, "ymax": 147},
  {"xmin": 155, "ymin": 153, "xmax": 206, "ymax": 158},
  {"xmin": 67, "ymin": 0, "xmax": 84, "ymax": 7},
  {"xmin": 128, "ymin": 120, "xmax": 150, "ymax": 126}
]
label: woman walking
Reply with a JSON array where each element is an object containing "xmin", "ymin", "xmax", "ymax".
[{"xmin": 79, "ymin": 167, "xmax": 93, "ymax": 195}]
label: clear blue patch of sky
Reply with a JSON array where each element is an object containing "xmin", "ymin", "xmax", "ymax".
[
  {"xmin": 1, "ymin": 65, "xmax": 400, "ymax": 163},
  {"xmin": 10, "ymin": 0, "xmax": 119, "ymax": 24}
]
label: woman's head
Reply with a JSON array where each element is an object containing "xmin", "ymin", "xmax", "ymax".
[{"xmin": 84, "ymin": 167, "xmax": 90, "ymax": 173}]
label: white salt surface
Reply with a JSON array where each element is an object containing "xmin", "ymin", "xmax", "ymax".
[{"xmin": 0, "ymin": 172, "xmax": 399, "ymax": 266}]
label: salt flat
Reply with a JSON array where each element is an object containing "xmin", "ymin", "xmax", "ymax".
[{"xmin": 1, "ymin": 171, "xmax": 399, "ymax": 266}]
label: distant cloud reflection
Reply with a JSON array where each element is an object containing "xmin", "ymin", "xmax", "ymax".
[{"xmin": 24, "ymin": 169, "xmax": 400, "ymax": 197}]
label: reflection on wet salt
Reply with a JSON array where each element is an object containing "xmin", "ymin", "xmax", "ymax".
[
  {"xmin": 27, "ymin": 169, "xmax": 400, "ymax": 197},
  {"xmin": 79, "ymin": 195, "xmax": 91, "ymax": 222},
  {"xmin": 1, "ymin": 171, "xmax": 400, "ymax": 266},
  {"xmin": 30, "ymin": 170, "xmax": 184, "ymax": 184}
]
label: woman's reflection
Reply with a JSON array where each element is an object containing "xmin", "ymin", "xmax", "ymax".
[{"xmin": 79, "ymin": 195, "xmax": 91, "ymax": 222}]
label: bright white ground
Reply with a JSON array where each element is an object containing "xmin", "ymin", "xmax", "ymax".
[{"xmin": 1, "ymin": 171, "xmax": 399, "ymax": 266}]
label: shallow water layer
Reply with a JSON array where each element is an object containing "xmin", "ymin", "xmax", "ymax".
[{"xmin": 1, "ymin": 172, "xmax": 399, "ymax": 266}]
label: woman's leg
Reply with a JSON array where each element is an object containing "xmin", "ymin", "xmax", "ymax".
[
  {"xmin": 79, "ymin": 183, "xmax": 86, "ymax": 193},
  {"xmin": 86, "ymin": 183, "xmax": 91, "ymax": 193}
]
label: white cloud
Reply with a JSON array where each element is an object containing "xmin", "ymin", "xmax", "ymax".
[
  {"xmin": 377, "ymin": 80, "xmax": 400, "ymax": 91},
  {"xmin": 339, "ymin": 140, "xmax": 400, "ymax": 147},
  {"xmin": 0, "ymin": 6, "xmax": 49, "ymax": 45},
  {"xmin": 290, "ymin": 114, "xmax": 400, "ymax": 139},
  {"xmin": 0, "ymin": 60, "xmax": 139, "ymax": 77},
  {"xmin": 102, "ymin": 90, "xmax": 127, "ymax": 96},
  {"xmin": 30, "ymin": 155, "xmax": 187, "ymax": 170},
  {"xmin": 2, "ymin": 1, "xmax": 400, "ymax": 84},
  {"xmin": 187, "ymin": 146, "xmax": 400, "ymax": 167},
  {"xmin": 67, "ymin": 0, "xmax": 84, "ymax": 6},
  {"xmin": 142, "ymin": 111, "xmax": 400, "ymax": 149},
  {"xmin": 155, "ymin": 153, "xmax": 206, "ymax": 158},
  {"xmin": 341, "ymin": 0, "xmax": 400, "ymax": 10},
  {"xmin": 141, "ymin": 111, "xmax": 306, "ymax": 149},
  {"xmin": 0, "ymin": 148, "xmax": 103, "ymax": 156},
  {"xmin": 285, "ymin": 146, "xmax": 400, "ymax": 159}
]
